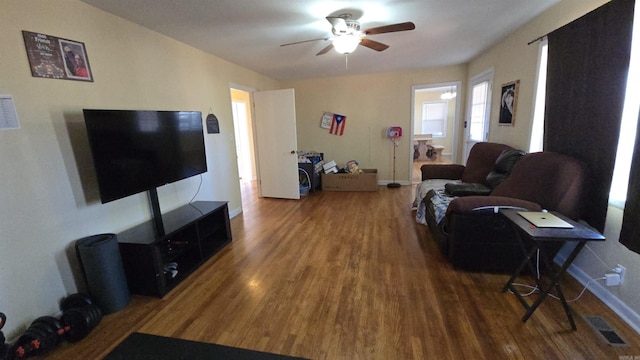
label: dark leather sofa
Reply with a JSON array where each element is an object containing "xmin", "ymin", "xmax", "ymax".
[{"xmin": 419, "ymin": 142, "xmax": 588, "ymax": 272}]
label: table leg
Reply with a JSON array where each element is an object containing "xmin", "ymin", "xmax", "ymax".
[
  {"xmin": 539, "ymin": 243, "xmax": 575, "ymax": 328},
  {"xmin": 520, "ymin": 241, "xmax": 587, "ymax": 330},
  {"xmin": 417, "ymin": 141, "xmax": 430, "ymax": 161},
  {"xmin": 502, "ymin": 231, "xmax": 540, "ymax": 294},
  {"xmin": 503, "ymin": 232, "xmax": 543, "ymax": 311}
]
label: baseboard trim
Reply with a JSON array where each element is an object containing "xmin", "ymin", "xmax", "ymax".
[
  {"xmin": 229, "ymin": 206, "xmax": 242, "ymax": 219},
  {"xmin": 555, "ymin": 249, "xmax": 640, "ymax": 335}
]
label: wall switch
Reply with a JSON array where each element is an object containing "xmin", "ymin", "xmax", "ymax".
[{"xmin": 605, "ymin": 273, "xmax": 621, "ymax": 286}]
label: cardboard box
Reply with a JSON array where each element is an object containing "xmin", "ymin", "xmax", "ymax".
[{"xmin": 321, "ymin": 169, "xmax": 378, "ymax": 191}]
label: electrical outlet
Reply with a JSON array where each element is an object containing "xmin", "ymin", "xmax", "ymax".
[{"xmin": 615, "ymin": 264, "xmax": 626, "ymax": 284}]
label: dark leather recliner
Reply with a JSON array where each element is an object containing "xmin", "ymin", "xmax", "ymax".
[{"xmin": 421, "ymin": 143, "xmax": 588, "ymax": 272}]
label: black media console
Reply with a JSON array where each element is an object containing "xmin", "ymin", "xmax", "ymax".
[{"xmin": 117, "ymin": 201, "xmax": 232, "ymax": 297}]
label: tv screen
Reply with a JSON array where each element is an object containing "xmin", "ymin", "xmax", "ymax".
[{"xmin": 83, "ymin": 109, "xmax": 207, "ymax": 203}]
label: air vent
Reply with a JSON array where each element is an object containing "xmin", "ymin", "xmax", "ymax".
[{"xmin": 583, "ymin": 315, "xmax": 627, "ymax": 346}]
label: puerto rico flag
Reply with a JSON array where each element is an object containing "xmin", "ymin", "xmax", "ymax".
[{"xmin": 329, "ymin": 114, "xmax": 346, "ymax": 135}]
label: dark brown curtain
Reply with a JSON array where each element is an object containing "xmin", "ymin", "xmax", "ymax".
[
  {"xmin": 544, "ymin": 0, "xmax": 635, "ymax": 233},
  {"xmin": 620, "ymin": 110, "xmax": 640, "ymax": 253}
]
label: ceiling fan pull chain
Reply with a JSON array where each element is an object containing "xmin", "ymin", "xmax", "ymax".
[{"xmin": 345, "ymin": 54, "xmax": 348, "ymax": 70}]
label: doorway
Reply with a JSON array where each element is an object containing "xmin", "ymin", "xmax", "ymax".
[
  {"xmin": 230, "ymin": 87, "xmax": 300, "ymax": 200},
  {"xmin": 410, "ymin": 82, "xmax": 461, "ymax": 184},
  {"xmin": 230, "ymin": 87, "xmax": 257, "ymax": 200}
]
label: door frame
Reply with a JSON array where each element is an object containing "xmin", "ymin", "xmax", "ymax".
[
  {"xmin": 409, "ymin": 81, "xmax": 462, "ymax": 179},
  {"xmin": 229, "ymin": 83, "xmax": 257, "ymax": 201},
  {"xmin": 464, "ymin": 68, "xmax": 494, "ymax": 162},
  {"xmin": 230, "ymin": 89, "xmax": 256, "ymax": 183},
  {"xmin": 230, "ymin": 84, "xmax": 300, "ymax": 200}
]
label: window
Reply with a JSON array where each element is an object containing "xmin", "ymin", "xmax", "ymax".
[
  {"xmin": 469, "ymin": 82, "xmax": 489, "ymax": 141},
  {"xmin": 468, "ymin": 70, "xmax": 493, "ymax": 142},
  {"xmin": 528, "ymin": 17, "xmax": 640, "ymax": 208},
  {"xmin": 529, "ymin": 39, "xmax": 548, "ymax": 153},
  {"xmin": 421, "ymin": 101, "xmax": 447, "ymax": 137},
  {"xmin": 610, "ymin": 3, "xmax": 640, "ymax": 208}
]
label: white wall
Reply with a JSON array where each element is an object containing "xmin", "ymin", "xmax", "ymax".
[
  {"xmin": 0, "ymin": 0, "xmax": 279, "ymax": 338},
  {"xmin": 467, "ymin": 0, "xmax": 640, "ymax": 333}
]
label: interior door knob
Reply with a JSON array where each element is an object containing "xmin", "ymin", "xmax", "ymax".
[{"xmin": 290, "ymin": 150, "xmax": 296, "ymax": 154}]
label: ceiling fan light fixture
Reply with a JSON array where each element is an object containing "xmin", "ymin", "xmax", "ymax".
[{"xmin": 333, "ymin": 35, "xmax": 361, "ymax": 54}]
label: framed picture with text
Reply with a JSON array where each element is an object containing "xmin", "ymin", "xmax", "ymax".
[{"xmin": 22, "ymin": 31, "xmax": 93, "ymax": 82}]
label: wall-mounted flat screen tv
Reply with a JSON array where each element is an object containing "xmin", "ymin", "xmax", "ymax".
[{"xmin": 83, "ymin": 109, "xmax": 207, "ymax": 204}]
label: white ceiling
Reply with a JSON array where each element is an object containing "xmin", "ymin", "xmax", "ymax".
[{"xmin": 80, "ymin": 0, "xmax": 560, "ymax": 82}]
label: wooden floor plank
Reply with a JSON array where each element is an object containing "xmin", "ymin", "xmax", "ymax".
[{"xmin": 39, "ymin": 181, "xmax": 639, "ymax": 359}]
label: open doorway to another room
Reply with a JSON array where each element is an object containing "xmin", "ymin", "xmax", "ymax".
[
  {"xmin": 230, "ymin": 87, "xmax": 257, "ymax": 199},
  {"xmin": 411, "ymin": 82, "xmax": 461, "ymax": 184}
]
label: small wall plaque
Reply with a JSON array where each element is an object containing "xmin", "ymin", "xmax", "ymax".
[{"xmin": 206, "ymin": 113, "xmax": 220, "ymax": 134}]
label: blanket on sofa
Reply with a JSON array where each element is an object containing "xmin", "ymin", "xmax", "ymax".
[
  {"xmin": 413, "ymin": 179, "xmax": 460, "ymax": 225},
  {"xmin": 426, "ymin": 189, "xmax": 458, "ymax": 225}
]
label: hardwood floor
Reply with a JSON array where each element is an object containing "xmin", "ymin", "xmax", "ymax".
[{"xmin": 43, "ymin": 182, "xmax": 639, "ymax": 359}]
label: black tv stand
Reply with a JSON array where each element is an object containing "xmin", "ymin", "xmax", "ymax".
[
  {"xmin": 117, "ymin": 201, "xmax": 232, "ymax": 297},
  {"xmin": 148, "ymin": 188, "xmax": 165, "ymax": 236}
]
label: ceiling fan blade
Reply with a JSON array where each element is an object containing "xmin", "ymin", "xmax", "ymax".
[
  {"xmin": 316, "ymin": 44, "xmax": 334, "ymax": 56},
  {"xmin": 359, "ymin": 38, "xmax": 389, "ymax": 52},
  {"xmin": 326, "ymin": 16, "xmax": 348, "ymax": 34},
  {"xmin": 363, "ymin": 22, "xmax": 415, "ymax": 36},
  {"xmin": 280, "ymin": 37, "xmax": 330, "ymax": 47}
]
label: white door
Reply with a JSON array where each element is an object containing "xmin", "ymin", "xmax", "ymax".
[
  {"xmin": 253, "ymin": 89, "xmax": 300, "ymax": 199},
  {"xmin": 464, "ymin": 69, "xmax": 493, "ymax": 162}
]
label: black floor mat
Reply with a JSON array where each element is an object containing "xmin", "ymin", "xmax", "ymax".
[{"xmin": 104, "ymin": 332, "xmax": 309, "ymax": 360}]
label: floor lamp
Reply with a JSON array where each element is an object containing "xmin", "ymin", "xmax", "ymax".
[{"xmin": 387, "ymin": 126, "xmax": 402, "ymax": 188}]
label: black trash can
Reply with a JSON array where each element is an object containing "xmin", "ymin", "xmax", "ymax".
[{"xmin": 75, "ymin": 234, "xmax": 130, "ymax": 314}]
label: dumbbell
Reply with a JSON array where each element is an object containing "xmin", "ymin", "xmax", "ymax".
[
  {"xmin": 1, "ymin": 312, "xmax": 6, "ymax": 345},
  {"xmin": 7, "ymin": 294, "xmax": 103, "ymax": 359},
  {"xmin": 60, "ymin": 293, "xmax": 93, "ymax": 311},
  {"xmin": 59, "ymin": 293, "xmax": 102, "ymax": 343},
  {"xmin": 1, "ymin": 312, "xmax": 7, "ymax": 359},
  {"xmin": 60, "ymin": 305, "xmax": 102, "ymax": 342},
  {"xmin": 11, "ymin": 316, "xmax": 63, "ymax": 358}
]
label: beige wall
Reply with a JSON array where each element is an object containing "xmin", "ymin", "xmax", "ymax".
[
  {"xmin": 283, "ymin": 65, "xmax": 467, "ymax": 184},
  {"xmin": 467, "ymin": 0, "xmax": 640, "ymax": 332},
  {"xmin": 0, "ymin": 0, "xmax": 279, "ymax": 337}
]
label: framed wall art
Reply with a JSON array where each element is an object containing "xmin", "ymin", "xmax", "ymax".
[
  {"xmin": 499, "ymin": 80, "xmax": 519, "ymax": 126},
  {"xmin": 22, "ymin": 31, "xmax": 93, "ymax": 82}
]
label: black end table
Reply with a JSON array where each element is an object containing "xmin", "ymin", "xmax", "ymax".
[{"xmin": 500, "ymin": 209, "xmax": 605, "ymax": 330}]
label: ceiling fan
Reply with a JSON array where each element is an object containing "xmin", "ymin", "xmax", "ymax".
[{"xmin": 280, "ymin": 14, "xmax": 415, "ymax": 55}]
